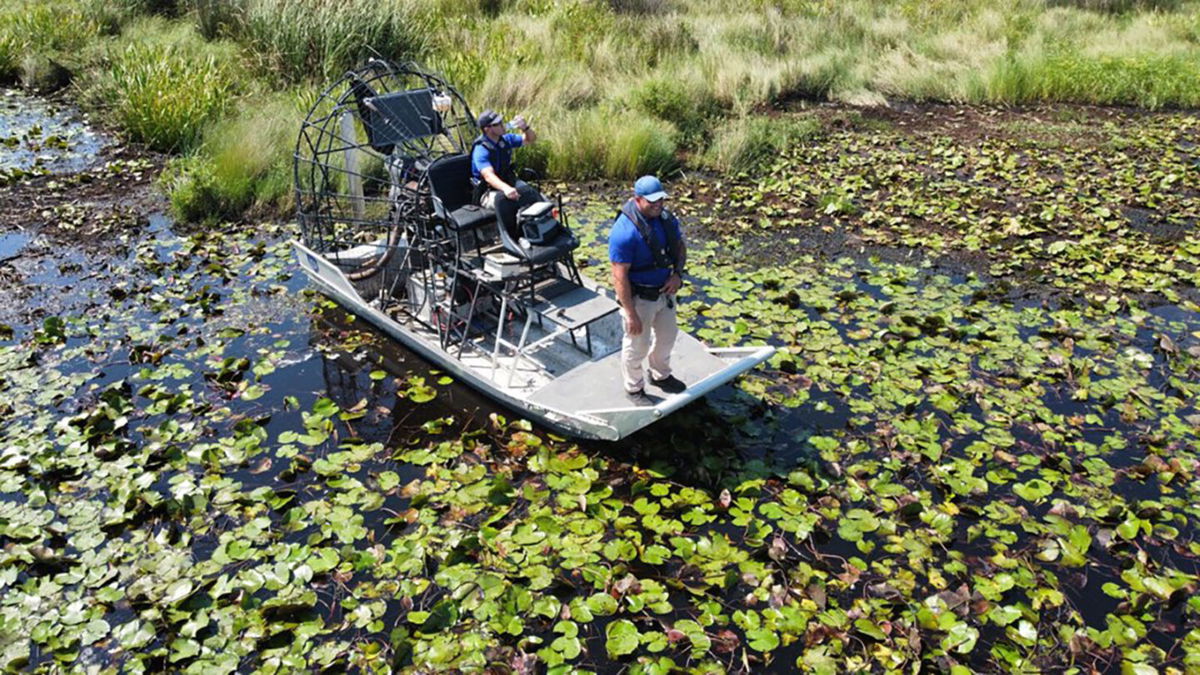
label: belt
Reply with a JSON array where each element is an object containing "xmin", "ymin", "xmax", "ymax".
[{"xmin": 632, "ymin": 284, "xmax": 660, "ymax": 301}]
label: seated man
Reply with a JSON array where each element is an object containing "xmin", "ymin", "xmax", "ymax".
[{"xmin": 471, "ymin": 109, "xmax": 540, "ymax": 238}]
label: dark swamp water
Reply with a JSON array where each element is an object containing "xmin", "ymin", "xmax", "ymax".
[
  {"xmin": 1, "ymin": 98, "xmax": 1198, "ymax": 673},
  {"xmin": 0, "ymin": 89, "xmax": 109, "ymax": 179}
]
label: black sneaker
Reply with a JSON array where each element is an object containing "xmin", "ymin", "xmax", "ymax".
[
  {"xmin": 625, "ymin": 389, "xmax": 653, "ymax": 406},
  {"xmin": 650, "ymin": 374, "xmax": 686, "ymax": 394}
]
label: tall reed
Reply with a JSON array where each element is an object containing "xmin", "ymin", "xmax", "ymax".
[
  {"xmin": 8, "ymin": 0, "xmax": 1200, "ymax": 222},
  {"xmin": 165, "ymin": 91, "xmax": 301, "ymax": 221},
  {"xmin": 91, "ymin": 22, "xmax": 238, "ymax": 151},
  {"xmin": 701, "ymin": 115, "xmax": 823, "ymax": 174},
  {"xmin": 542, "ymin": 108, "xmax": 677, "ymax": 180},
  {"xmin": 0, "ymin": 33, "xmax": 15, "ymax": 83},
  {"xmin": 0, "ymin": 1, "xmax": 105, "ymax": 88},
  {"xmin": 228, "ymin": 0, "xmax": 430, "ymax": 83}
]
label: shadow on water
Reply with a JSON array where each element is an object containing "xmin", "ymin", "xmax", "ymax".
[
  {"xmin": 309, "ymin": 304, "xmax": 513, "ymax": 438},
  {"xmin": 316, "ymin": 301, "xmax": 841, "ymax": 490}
]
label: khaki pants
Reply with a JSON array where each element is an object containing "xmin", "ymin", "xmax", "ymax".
[
  {"xmin": 621, "ymin": 294, "xmax": 678, "ymax": 393},
  {"xmin": 478, "ymin": 179, "xmax": 533, "ymax": 210}
]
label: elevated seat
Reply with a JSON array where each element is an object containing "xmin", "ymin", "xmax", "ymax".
[
  {"xmin": 448, "ymin": 203, "xmax": 495, "ymax": 232},
  {"xmin": 498, "ymin": 226, "xmax": 580, "ymax": 265},
  {"xmin": 495, "ymin": 192, "xmax": 579, "ymax": 265},
  {"xmin": 427, "ymin": 154, "xmax": 498, "ymax": 233}
]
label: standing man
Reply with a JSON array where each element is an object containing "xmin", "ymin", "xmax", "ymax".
[
  {"xmin": 610, "ymin": 175, "xmax": 688, "ymax": 404},
  {"xmin": 471, "ymin": 109, "xmax": 537, "ymax": 234}
]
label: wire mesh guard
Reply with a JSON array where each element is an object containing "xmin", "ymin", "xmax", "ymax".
[
  {"xmin": 294, "ymin": 59, "xmax": 472, "ymax": 257},
  {"xmin": 294, "ymin": 59, "xmax": 584, "ymax": 363},
  {"xmin": 294, "ymin": 60, "xmax": 483, "ymax": 334}
]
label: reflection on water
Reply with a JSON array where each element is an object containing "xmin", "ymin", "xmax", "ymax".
[
  {"xmin": 0, "ymin": 89, "xmax": 110, "ymax": 174},
  {"xmin": 0, "ymin": 230, "xmax": 30, "ymax": 261}
]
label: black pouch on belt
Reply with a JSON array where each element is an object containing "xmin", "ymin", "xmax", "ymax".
[{"xmin": 632, "ymin": 284, "xmax": 661, "ymax": 301}]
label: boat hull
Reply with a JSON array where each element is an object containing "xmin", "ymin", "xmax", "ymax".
[{"xmin": 293, "ymin": 240, "xmax": 774, "ymax": 440}]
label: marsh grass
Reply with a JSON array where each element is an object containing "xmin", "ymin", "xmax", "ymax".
[
  {"xmin": 188, "ymin": 0, "xmax": 241, "ymax": 40},
  {"xmin": 166, "ymin": 91, "xmax": 301, "ymax": 221},
  {"xmin": 8, "ymin": 0, "xmax": 1200, "ymax": 220},
  {"xmin": 1, "ymin": 3, "xmax": 100, "ymax": 55},
  {"xmin": 227, "ymin": 0, "xmax": 430, "ymax": 82},
  {"xmin": 0, "ymin": 1, "xmax": 106, "ymax": 88},
  {"xmin": 630, "ymin": 72, "xmax": 725, "ymax": 147},
  {"xmin": 980, "ymin": 46, "xmax": 1200, "ymax": 108},
  {"xmin": 701, "ymin": 115, "xmax": 823, "ymax": 174},
  {"xmin": 674, "ymin": 0, "xmax": 1200, "ymax": 109},
  {"xmin": 91, "ymin": 20, "xmax": 239, "ymax": 151},
  {"xmin": 0, "ymin": 33, "xmax": 17, "ymax": 83},
  {"xmin": 1047, "ymin": 0, "xmax": 1183, "ymax": 11},
  {"xmin": 541, "ymin": 109, "xmax": 677, "ymax": 179}
]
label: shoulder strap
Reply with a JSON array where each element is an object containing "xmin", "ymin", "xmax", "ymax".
[
  {"xmin": 473, "ymin": 135, "xmax": 497, "ymax": 151},
  {"xmin": 472, "ymin": 135, "xmax": 514, "ymax": 183},
  {"xmin": 618, "ymin": 199, "xmax": 679, "ymax": 273}
]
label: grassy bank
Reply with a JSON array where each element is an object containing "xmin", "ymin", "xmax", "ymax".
[{"xmin": 2, "ymin": 0, "xmax": 1199, "ymax": 221}]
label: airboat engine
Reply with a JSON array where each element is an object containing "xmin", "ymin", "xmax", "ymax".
[{"xmin": 293, "ymin": 59, "xmax": 475, "ymax": 306}]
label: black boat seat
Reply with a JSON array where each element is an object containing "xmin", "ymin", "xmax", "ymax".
[
  {"xmin": 448, "ymin": 204, "xmax": 495, "ymax": 232},
  {"xmin": 427, "ymin": 154, "xmax": 497, "ymax": 233},
  {"xmin": 496, "ymin": 194, "xmax": 578, "ymax": 264},
  {"xmin": 427, "ymin": 153, "xmax": 577, "ymax": 271},
  {"xmin": 501, "ymin": 231, "xmax": 581, "ymax": 265}
]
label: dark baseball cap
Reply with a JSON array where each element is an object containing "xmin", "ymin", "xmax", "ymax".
[{"xmin": 477, "ymin": 109, "xmax": 503, "ymax": 128}]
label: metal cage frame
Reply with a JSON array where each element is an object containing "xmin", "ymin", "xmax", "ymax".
[{"xmin": 293, "ymin": 59, "xmax": 581, "ymax": 357}]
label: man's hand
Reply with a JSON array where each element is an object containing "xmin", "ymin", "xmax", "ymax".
[
  {"xmin": 624, "ymin": 312, "xmax": 643, "ymax": 336},
  {"xmin": 660, "ymin": 272, "xmax": 682, "ymax": 296},
  {"xmin": 511, "ymin": 114, "xmax": 528, "ymax": 131},
  {"xmin": 503, "ymin": 185, "xmax": 520, "ymax": 200}
]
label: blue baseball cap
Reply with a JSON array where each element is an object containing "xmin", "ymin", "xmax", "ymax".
[{"xmin": 634, "ymin": 175, "xmax": 668, "ymax": 202}]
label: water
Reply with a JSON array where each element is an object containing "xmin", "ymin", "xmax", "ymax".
[
  {"xmin": 12, "ymin": 218, "xmax": 1200, "ymax": 672},
  {"xmin": 0, "ymin": 230, "xmax": 30, "ymax": 262},
  {"xmin": 3, "ymin": 94, "xmax": 1200, "ymax": 672},
  {"xmin": 0, "ymin": 89, "xmax": 110, "ymax": 175}
]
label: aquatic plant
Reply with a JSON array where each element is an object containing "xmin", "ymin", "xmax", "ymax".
[
  {"xmin": 2, "ymin": 196, "xmax": 1199, "ymax": 671},
  {"xmin": 721, "ymin": 107, "xmax": 1200, "ymax": 303},
  {"xmin": 6, "ymin": 101, "xmax": 1200, "ymax": 669},
  {"xmin": 91, "ymin": 25, "xmax": 238, "ymax": 152}
]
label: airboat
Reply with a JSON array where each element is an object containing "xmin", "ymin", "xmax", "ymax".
[{"xmin": 293, "ymin": 60, "xmax": 773, "ymax": 440}]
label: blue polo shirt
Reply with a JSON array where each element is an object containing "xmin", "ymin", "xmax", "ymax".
[
  {"xmin": 609, "ymin": 212, "xmax": 681, "ymax": 287},
  {"xmin": 471, "ymin": 133, "xmax": 524, "ymax": 180}
]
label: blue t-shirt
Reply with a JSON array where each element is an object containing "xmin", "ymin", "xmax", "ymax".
[
  {"xmin": 609, "ymin": 212, "xmax": 681, "ymax": 287},
  {"xmin": 471, "ymin": 133, "xmax": 524, "ymax": 180}
]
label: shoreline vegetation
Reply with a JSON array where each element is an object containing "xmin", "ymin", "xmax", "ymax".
[{"xmin": 1, "ymin": 0, "xmax": 1198, "ymax": 223}]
